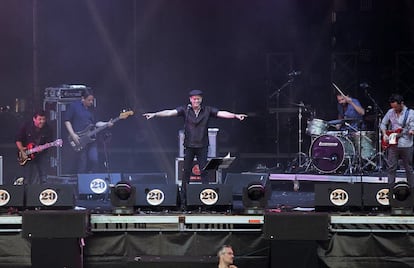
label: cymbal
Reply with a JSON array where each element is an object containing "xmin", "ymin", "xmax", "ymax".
[
  {"xmin": 291, "ymin": 102, "xmax": 312, "ymax": 108},
  {"xmin": 328, "ymin": 118, "xmax": 362, "ymax": 125}
]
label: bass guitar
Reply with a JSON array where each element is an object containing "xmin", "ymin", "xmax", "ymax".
[
  {"xmin": 18, "ymin": 139, "xmax": 63, "ymax": 166},
  {"xmin": 68, "ymin": 110, "xmax": 134, "ymax": 152},
  {"xmin": 381, "ymin": 128, "xmax": 402, "ymax": 151}
]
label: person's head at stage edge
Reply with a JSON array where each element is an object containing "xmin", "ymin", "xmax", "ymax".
[{"xmin": 218, "ymin": 245, "xmax": 237, "ymax": 268}]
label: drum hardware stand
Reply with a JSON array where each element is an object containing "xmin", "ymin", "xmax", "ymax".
[
  {"xmin": 345, "ymin": 122, "xmax": 364, "ymax": 175},
  {"xmin": 286, "ymin": 101, "xmax": 314, "ymax": 173},
  {"xmin": 364, "ymin": 86, "xmax": 386, "ymax": 173},
  {"xmin": 298, "ymin": 102, "xmax": 305, "ymax": 165},
  {"xmin": 286, "ymin": 152, "xmax": 313, "ymax": 173}
]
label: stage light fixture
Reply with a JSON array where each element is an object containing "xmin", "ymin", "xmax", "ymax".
[
  {"xmin": 242, "ymin": 181, "xmax": 270, "ymax": 214},
  {"xmin": 390, "ymin": 181, "xmax": 413, "ymax": 215},
  {"xmin": 247, "ymin": 183, "xmax": 266, "ymax": 200},
  {"xmin": 110, "ymin": 181, "xmax": 136, "ymax": 214}
]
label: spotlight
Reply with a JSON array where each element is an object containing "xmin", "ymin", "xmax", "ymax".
[
  {"xmin": 247, "ymin": 184, "xmax": 265, "ymax": 201},
  {"xmin": 110, "ymin": 181, "xmax": 136, "ymax": 214},
  {"xmin": 390, "ymin": 181, "xmax": 413, "ymax": 215},
  {"xmin": 13, "ymin": 177, "xmax": 25, "ymax": 185},
  {"xmin": 242, "ymin": 182, "xmax": 270, "ymax": 214}
]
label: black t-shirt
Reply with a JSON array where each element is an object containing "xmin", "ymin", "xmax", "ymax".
[
  {"xmin": 176, "ymin": 105, "xmax": 219, "ymax": 148},
  {"xmin": 16, "ymin": 121, "xmax": 54, "ymax": 155}
]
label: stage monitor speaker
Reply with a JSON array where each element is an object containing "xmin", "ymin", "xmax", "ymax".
[
  {"xmin": 263, "ymin": 212, "xmax": 329, "ymax": 240},
  {"xmin": 123, "ymin": 173, "xmax": 168, "ymax": 184},
  {"xmin": 314, "ymin": 183, "xmax": 361, "ymax": 211},
  {"xmin": 21, "ymin": 210, "xmax": 89, "ymax": 238},
  {"xmin": 362, "ymin": 183, "xmax": 390, "ymax": 210},
  {"xmin": 224, "ymin": 172, "xmax": 269, "ymax": 196},
  {"xmin": 186, "ymin": 184, "xmax": 233, "ymax": 210},
  {"xmin": 0, "ymin": 185, "xmax": 25, "ymax": 209},
  {"xmin": 25, "ymin": 184, "xmax": 75, "ymax": 209},
  {"xmin": 77, "ymin": 173, "xmax": 122, "ymax": 195},
  {"xmin": 134, "ymin": 184, "xmax": 179, "ymax": 210}
]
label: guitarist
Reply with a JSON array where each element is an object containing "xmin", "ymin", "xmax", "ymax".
[
  {"xmin": 64, "ymin": 89, "xmax": 113, "ymax": 173},
  {"xmin": 15, "ymin": 110, "xmax": 53, "ymax": 184},
  {"xmin": 380, "ymin": 94, "xmax": 414, "ymax": 187}
]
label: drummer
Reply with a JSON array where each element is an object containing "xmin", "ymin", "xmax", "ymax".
[{"xmin": 335, "ymin": 93, "xmax": 365, "ymax": 131}]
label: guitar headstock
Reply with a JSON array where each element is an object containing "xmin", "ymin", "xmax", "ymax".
[{"xmin": 119, "ymin": 109, "xmax": 134, "ymax": 119}]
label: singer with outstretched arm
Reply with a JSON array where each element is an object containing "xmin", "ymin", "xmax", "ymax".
[{"xmin": 143, "ymin": 89, "xmax": 247, "ymax": 210}]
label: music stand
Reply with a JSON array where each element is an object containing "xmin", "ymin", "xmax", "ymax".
[{"xmin": 203, "ymin": 157, "xmax": 236, "ymax": 184}]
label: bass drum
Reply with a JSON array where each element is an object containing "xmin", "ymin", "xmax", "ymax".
[{"xmin": 310, "ymin": 135, "xmax": 355, "ymax": 173}]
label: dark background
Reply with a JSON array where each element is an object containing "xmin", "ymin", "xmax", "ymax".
[{"xmin": 1, "ymin": 0, "xmax": 414, "ymax": 183}]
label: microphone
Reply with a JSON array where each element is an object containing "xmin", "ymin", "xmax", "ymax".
[
  {"xmin": 359, "ymin": 82, "xmax": 369, "ymax": 88},
  {"xmin": 288, "ymin": 70, "xmax": 302, "ymax": 77},
  {"xmin": 187, "ymin": 104, "xmax": 192, "ymax": 109}
]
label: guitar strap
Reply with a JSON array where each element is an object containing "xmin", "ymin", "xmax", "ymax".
[{"xmin": 402, "ymin": 108, "xmax": 410, "ymax": 129}]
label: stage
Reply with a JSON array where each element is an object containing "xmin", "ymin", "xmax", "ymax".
[{"xmin": 1, "ymin": 171, "xmax": 414, "ymax": 267}]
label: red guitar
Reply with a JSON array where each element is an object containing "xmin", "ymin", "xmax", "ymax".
[
  {"xmin": 17, "ymin": 139, "xmax": 63, "ymax": 166},
  {"xmin": 381, "ymin": 129, "xmax": 402, "ymax": 151}
]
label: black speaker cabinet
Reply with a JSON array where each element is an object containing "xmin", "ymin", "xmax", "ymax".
[
  {"xmin": 31, "ymin": 238, "xmax": 83, "ymax": 268},
  {"xmin": 21, "ymin": 210, "xmax": 89, "ymax": 238},
  {"xmin": 0, "ymin": 185, "xmax": 25, "ymax": 208},
  {"xmin": 263, "ymin": 212, "xmax": 329, "ymax": 240},
  {"xmin": 123, "ymin": 173, "xmax": 168, "ymax": 184},
  {"xmin": 362, "ymin": 183, "xmax": 390, "ymax": 209},
  {"xmin": 25, "ymin": 184, "xmax": 75, "ymax": 209},
  {"xmin": 224, "ymin": 173, "xmax": 269, "ymax": 196},
  {"xmin": 314, "ymin": 183, "xmax": 362, "ymax": 211},
  {"xmin": 134, "ymin": 184, "xmax": 179, "ymax": 209},
  {"xmin": 23, "ymin": 210, "xmax": 88, "ymax": 268},
  {"xmin": 77, "ymin": 173, "xmax": 122, "ymax": 195},
  {"xmin": 186, "ymin": 184, "xmax": 233, "ymax": 210}
]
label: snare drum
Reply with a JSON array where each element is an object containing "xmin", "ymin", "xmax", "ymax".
[
  {"xmin": 310, "ymin": 134, "xmax": 355, "ymax": 173},
  {"xmin": 306, "ymin": 119, "xmax": 328, "ymax": 136}
]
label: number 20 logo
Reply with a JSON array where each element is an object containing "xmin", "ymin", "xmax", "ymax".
[
  {"xmin": 200, "ymin": 188, "xmax": 219, "ymax": 205},
  {"xmin": 0, "ymin": 190, "xmax": 10, "ymax": 206},
  {"xmin": 39, "ymin": 189, "xmax": 58, "ymax": 206},
  {"xmin": 146, "ymin": 189, "xmax": 165, "ymax": 206},
  {"xmin": 329, "ymin": 189, "xmax": 349, "ymax": 206}
]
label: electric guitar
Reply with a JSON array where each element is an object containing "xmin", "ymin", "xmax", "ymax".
[
  {"xmin": 68, "ymin": 110, "xmax": 134, "ymax": 152},
  {"xmin": 381, "ymin": 128, "xmax": 402, "ymax": 151},
  {"xmin": 18, "ymin": 139, "xmax": 63, "ymax": 166}
]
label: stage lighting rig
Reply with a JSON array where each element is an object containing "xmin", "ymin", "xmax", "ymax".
[
  {"xmin": 110, "ymin": 181, "xmax": 136, "ymax": 215},
  {"xmin": 242, "ymin": 181, "xmax": 270, "ymax": 214},
  {"xmin": 390, "ymin": 181, "xmax": 413, "ymax": 215}
]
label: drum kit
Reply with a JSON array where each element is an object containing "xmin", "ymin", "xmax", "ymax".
[
  {"xmin": 304, "ymin": 117, "xmax": 379, "ymax": 174},
  {"xmin": 288, "ymin": 83, "xmax": 385, "ymax": 175}
]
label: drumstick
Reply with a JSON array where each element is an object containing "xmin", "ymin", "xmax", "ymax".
[{"xmin": 332, "ymin": 82, "xmax": 346, "ymax": 97}]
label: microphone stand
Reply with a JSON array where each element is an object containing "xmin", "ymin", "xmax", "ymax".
[
  {"xmin": 102, "ymin": 131, "xmax": 113, "ymax": 203},
  {"xmin": 269, "ymin": 78, "xmax": 294, "ymax": 163},
  {"xmin": 364, "ymin": 89, "xmax": 385, "ymax": 173}
]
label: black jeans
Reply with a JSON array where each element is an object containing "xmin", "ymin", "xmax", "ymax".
[
  {"xmin": 23, "ymin": 153, "xmax": 49, "ymax": 184},
  {"xmin": 387, "ymin": 146, "xmax": 414, "ymax": 186},
  {"xmin": 181, "ymin": 146, "xmax": 209, "ymax": 204}
]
